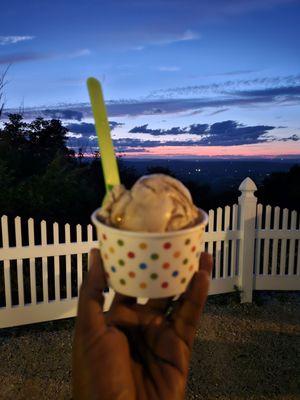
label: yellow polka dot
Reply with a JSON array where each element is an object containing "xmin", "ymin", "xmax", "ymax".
[
  {"xmin": 139, "ymin": 242, "xmax": 148, "ymax": 250},
  {"xmin": 109, "ymin": 246, "xmax": 115, "ymax": 254}
]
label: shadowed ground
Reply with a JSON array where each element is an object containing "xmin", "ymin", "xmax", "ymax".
[{"xmin": 0, "ymin": 292, "xmax": 299, "ymax": 400}]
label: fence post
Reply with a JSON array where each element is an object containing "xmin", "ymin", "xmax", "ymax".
[{"xmin": 238, "ymin": 177, "xmax": 257, "ymax": 303}]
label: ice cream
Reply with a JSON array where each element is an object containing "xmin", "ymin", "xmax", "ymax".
[{"xmin": 97, "ymin": 174, "xmax": 200, "ymax": 232}]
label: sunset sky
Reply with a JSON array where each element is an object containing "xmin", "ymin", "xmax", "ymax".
[{"xmin": 1, "ymin": 0, "xmax": 300, "ymax": 157}]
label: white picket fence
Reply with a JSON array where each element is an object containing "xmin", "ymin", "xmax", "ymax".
[{"xmin": 0, "ymin": 177, "xmax": 300, "ymax": 329}]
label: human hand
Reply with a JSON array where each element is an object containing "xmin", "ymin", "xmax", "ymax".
[{"xmin": 72, "ymin": 248, "xmax": 213, "ymax": 400}]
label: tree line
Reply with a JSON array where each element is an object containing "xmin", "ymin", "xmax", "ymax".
[{"xmin": 0, "ymin": 114, "xmax": 299, "ymax": 226}]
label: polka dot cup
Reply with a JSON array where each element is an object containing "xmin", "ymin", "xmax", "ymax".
[{"xmin": 91, "ymin": 208, "xmax": 208, "ymax": 299}]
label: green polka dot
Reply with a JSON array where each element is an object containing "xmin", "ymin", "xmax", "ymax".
[
  {"xmin": 118, "ymin": 259, "xmax": 125, "ymax": 266},
  {"xmin": 120, "ymin": 279, "xmax": 126, "ymax": 285},
  {"xmin": 150, "ymin": 273, "xmax": 158, "ymax": 280},
  {"xmin": 150, "ymin": 253, "xmax": 159, "ymax": 260},
  {"xmin": 117, "ymin": 239, "xmax": 124, "ymax": 246},
  {"xmin": 183, "ymin": 258, "xmax": 188, "ymax": 265}
]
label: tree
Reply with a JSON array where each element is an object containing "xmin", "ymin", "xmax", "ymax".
[
  {"xmin": 0, "ymin": 66, "xmax": 9, "ymax": 119},
  {"xmin": 257, "ymin": 165, "xmax": 300, "ymax": 211}
]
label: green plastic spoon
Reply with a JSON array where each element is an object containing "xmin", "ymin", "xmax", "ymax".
[{"xmin": 87, "ymin": 77, "xmax": 120, "ymax": 205}]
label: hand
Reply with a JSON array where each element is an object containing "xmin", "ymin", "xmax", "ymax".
[{"xmin": 72, "ymin": 249, "xmax": 213, "ymax": 400}]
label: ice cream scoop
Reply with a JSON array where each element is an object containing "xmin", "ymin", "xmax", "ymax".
[{"xmin": 97, "ymin": 174, "xmax": 200, "ymax": 232}]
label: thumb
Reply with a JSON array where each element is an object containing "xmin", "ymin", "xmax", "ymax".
[{"xmin": 76, "ymin": 248, "xmax": 108, "ymax": 335}]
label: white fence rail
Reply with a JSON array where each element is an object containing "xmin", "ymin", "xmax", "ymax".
[{"xmin": 1, "ymin": 177, "xmax": 300, "ymax": 329}]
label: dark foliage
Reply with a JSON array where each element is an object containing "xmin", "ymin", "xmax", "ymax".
[{"xmin": 257, "ymin": 165, "xmax": 300, "ymax": 212}]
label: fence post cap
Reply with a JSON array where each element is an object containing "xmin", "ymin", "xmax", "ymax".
[{"xmin": 239, "ymin": 177, "xmax": 257, "ymax": 192}]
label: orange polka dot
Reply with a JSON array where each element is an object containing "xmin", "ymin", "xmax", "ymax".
[
  {"xmin": 104, "ymin": 253, "xmax": 108, "ymax": 260},
  {"xmin": 189, "ymin": 265, "xmax": 194, "ymax": 271},
  {"xmin": 139, "ymin": 242, "xmax": 148, "ymax": 250},
  {"xmin": 173, "ymin": 251, "xmax": 181, "ymax": 258},
  {"xmin": 163, "ymin": 262, "xmax": 170, "ymax": 269},
  {"xmin": 128, "ymin": 271, "xmax": 136, "ymax": 278},
  {"xmin": 140, "ymin": 282, "xmax": 147, "ymax": 289}
]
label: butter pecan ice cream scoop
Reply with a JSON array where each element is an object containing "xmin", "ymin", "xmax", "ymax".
[{"xmin": 97, "ymin": 174, "xmax": 200, "ymax": 232}]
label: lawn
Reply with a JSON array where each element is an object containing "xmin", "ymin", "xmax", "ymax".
[{"xmin": 0, "ymin": 292, "xmax": 299, "ymax": 400}]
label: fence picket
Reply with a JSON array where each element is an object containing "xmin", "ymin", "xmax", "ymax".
[
  {"xmin": 271, "ymin": 207, "xmax": 280, "ymax": 275},
  {"xmin": 215, "ymin": 208, "xmax": 222, "ymax": 279},
  {"xmin": 41, "ymin": 220, "xmax": 48, "ymax": 302},
  {"xmin": 53, "ymin": 223, "xmax": 60, "ymax": 300},
  {"xmin": 231, "ymin": 204, "xmax": 238, "ymax": 276},
  {"xmin": 76, "ymin": 225, "xmax": 83, "ymax": 293},
  {"xmin": 28, "ymin": 218, "xmax": 36, "ymax": 304},
  {"xmin": 65, "ymin": 224, "xmax": 72, "ymax": 299},
  {"xmin": 1, "ymin": 216, "xmax": 11, "ymax": 308},
  {"xmin": 280, "ymin": 209, "xmax": 289, "ymax": 275},
  {"xmin": 288, "ymin": 211, "xmax": 297, "ymax": 275},
  {"xmin": 15, "ymin": 217, "xmax": 24, "ymax": 306},
  {"xmin": 255, "ymin": 204, "xmax": 263, "ymax": 275},
  {"xmin": 263, "ymin": 206, "xmax": 271, "ymax": 275},
  {"xmin": 207, "ymin": 209, "xmax": 214, "ymax": 253},
  {"xmin": 223, "ymin": 206, "xmax": 230, "ymax": 278},
  {"xmin": 87, "ymin": 224, "xmax": 93, "ymax": 268}
]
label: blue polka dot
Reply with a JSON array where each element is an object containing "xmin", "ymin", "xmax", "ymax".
[
  {"xmin": 139, "ymin": 263, "xmax": 147, "ymax": 270},
  {"xmin": 172, "ymin": 270, "xmax": 179, "ymax": 277},
  {"xmin": 111, "ymin": 266, "xmax": 116, "ymax": 272},
  {"xmin": 104, "ymin": 286, "xmax": 110, "ymax": 293}
]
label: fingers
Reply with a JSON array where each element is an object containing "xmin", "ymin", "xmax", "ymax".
[
  {"xmin": 76, "ymin": 248, "xmax": 108, "ymax": 335},
  {"xmin": 170, "ymin": 252, "xmax": 213, "ymax": 350},
  {"xmin": 146, "ymin": 296, "xmax": 175, "ymax": 315},
  {"xmin": 110, "ymin": 293, "xmax": 137, "ymax": 309}
]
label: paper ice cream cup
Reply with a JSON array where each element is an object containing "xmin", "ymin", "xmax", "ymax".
[{"xmin": 91, "ymin": 208, "xmax": 208, "ymax": 298}]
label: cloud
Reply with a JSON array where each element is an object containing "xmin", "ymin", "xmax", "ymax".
[
  {"xmin": 0, "ymin": 48, "xmax": 90, "ymax": 65},
  {"xmin": 67, "ymin": 48, "xmax": 91, "ymax": 58},
  {"xmin": 156, "ymin": 66, "xmax": 181, "ymax": 72},
  {"xmin": 128, "ymin": 120, "xmax": 275, "ymax": 146},
  {"xmin": 0, "ymin": 52, "xmax": 48, "ymax": 65},
  {"xmin": 66, "ymin": 121, "xmax": 124, "ymax": 135},
  {"xmin": 129, "ymin": 123, "xmax": 208, "ymax": 136},
  {"xmin": 66, "ymin": 120, "xmax": 299, "ymax": 150},
  {"xmin": 233, "ymin": 85, "xmax": 300, "ymax": 97},
  {"xmin": 131, "ymin": 29, "xmax": 200, "ymax": 50},
  {"xmin": 206, "ymin": 70, "xmax": 258, "ymax": 77},
  {"xmin": 0, "ymin": 36, "xmax": 35, "ymax": 45},
  {"xmin": 149, "ymin": 74, "xmax": 300, "ymax": 98},
  {"xmin": 44, "ymin": 109, "xmax": 83, "ymax": 121},
  {"xmin": 208, "ymin": 108, "xmax": 229, "ymax": 116}
]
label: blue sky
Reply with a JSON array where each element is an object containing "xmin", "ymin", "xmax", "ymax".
[{"xmin": 1, "ymin": 0, "xmax": 300, "ymax": 157}]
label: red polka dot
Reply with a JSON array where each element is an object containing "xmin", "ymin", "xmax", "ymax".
[
  {"xmin": 128, "ymin": 271, "xmax": 136, "ymax": 278},
  {"xmin": 163, "ymin": 242, "xmax": 171, "ymax": 249},
  {"xmin": 191, "ymin": 246, "xmax": 196, "ymax": 252},
  {"xmin": 163, "ymin": 262, "xmax": 170, "ymax": 269},
  {"xmin": 161, "ymin": 282, "xmax": 168, "ymax": 288},
  {"xmin": 127, "ymin": 251, "xmax": 135, "ymax": 258},
  {"xmin": 102, "ymin": 233, "xmax": 107, "ymax": 240}
]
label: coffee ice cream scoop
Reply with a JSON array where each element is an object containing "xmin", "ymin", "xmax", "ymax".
[{"xmin": 98, "ymin": 174, "xmax": 200, "ymax": 232}]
